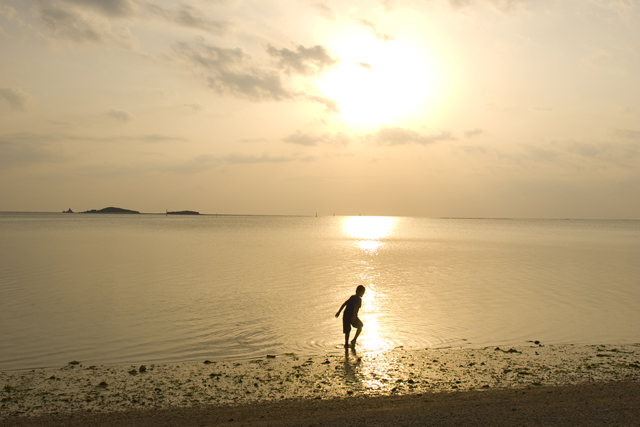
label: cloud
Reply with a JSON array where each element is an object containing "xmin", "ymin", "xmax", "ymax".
[
  {"xmin": 222, "ymin": 153, "xmax": 292, "ymax": 164},
  {"xmin": 464, "ymin": 128, "xmax": 484, "ymax": 138},
  {"xmin": 0, "ymin": 5, "xmax": 16, "ymax": 19},
  {"xmin": 210, "ymin": 71, "xmax": 291, "ymax": 101},
  {"xmin": 614, "ymin": 129, "xmax": 640, "ymax": 139},
  {"xmin": 283, "ymin": 127, "xmax": 453, "ymax": 148},
  {"xmin": 62, "ymin": 0, "xmax": 141, "ymax": 17},
  {"xmin": 238, "ymin": 137, "xmax": 268, "ymax": 143},
  {"xmin": 171, "ymin": 154, "xmax": 217, "ymax": 174},
  {"xmin": 567, "ymin": 141, "xmax": 639, "ymax": 163},
  {"xmin": 460, "ymin": 145, "xmax": 488, "ymax": 154},
  {"xmin": 355, "ymin": 61, "xmax": 372, "ymax": 71},
  {"xmin": 282, "ymin": 131, "xmax": 350, "ymax": 147},
  {"xmin": 148, "ymin": 4, "xmax": 231, "ymax": 35},
  {"xmin": 448, "ymin": 0, "xmax": 526, "ymax": 13},
  {"xmin": 355, "ymin": 19, "xmax": 394, "ymax": 42},
  {"xmin": 177, "ymin": 41, "xmax": 291, "ymax": 100},
  {"xmin": 283, "ymin": 131, "xmax": 322, "ymax": 147},
  {"xmin": 139, "ymin": 134, "xmax": 187, "ymax": 143},
  {"xmin": 177, "ymin": 40, "xmax": 338, "ymax": 107},
  {"xmin": 183, "ymin": 103, "xmax": 203, "ymax": 111},
  {"xmin": 306, "ymin": 95, "xmax": 339, "ymax": 114},
  {"xmin": 33, "ymin": 0, "xmax": 136, "ymax": 47},
  {"xmin": 311, "ymin": 1, "xmax": 334, "ymax": 20},
  {"xmin": 383, "ymin": 0, "xmax": 395, "ymax": 12},
  {"xmin": 0, "ymin": 135, "xmax": 66, "ymax": 168},
  {"xmin": 588, "ymin": 47, "xmax": 633, "ymax": 73},
  {"xmin": 523, "ymin": 145, "xmax": 559, "ymax": 162},
  {"xmin": 0, "ymin": 87, "xmax": 32, "ymax": 110},
  {"xmin": 172, "ymin": 152, "xmax": 296, "ymax": 174},
  {"xmin": 372, "ymin": 126, "xmax": 455, "ymax": 146},
  {"xmin": 106, "ymin": 109, "xmax": 134, "ymax": 122},
  {"xmin": 266, "ymin": 44, "xmax": 338, "ymax": 76}
]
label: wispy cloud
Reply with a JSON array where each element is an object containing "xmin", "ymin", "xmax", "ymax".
[
  {"xmin": 464, "ymin": 128, "xmax": 484, "ymax": 138},
  {"xmin": 0, "ymin": 135, "xmax": 66, "ymax": 168},
  {"xmin": 106, "ymin": 109, "xmax": 134, "ymax": 122},
  {"xmin": 62, "ymin": 0, "xmax": 142, "ymax": 17},
  {"xmin": 267, "ymin": 44, "xmax": 338, "ymax": 76},
  {"xmin": 614, "ymin": 128, "xmax": 640, "ymax": 139},
  {"xmin": 148, "ymin": 3, "xmax": 231, "ymax": 36},
  {"xmin": 371, "ymin": 127, "xmax": 455, "ymax": 146},
  {"xmin": 183, "ymin": 103, "xmax": 203, "ymax": 111},
  {"xmin": 283, "ymin": 127, "xmax": 455, "ymax": 148},
  {"xmin": 283, "ymin": 131, "xmax": 351, "ymax": 147},
  {"xmin": 33, "ymin": 0, "xmax": 136, "ymax": 48},
  {"xmin": 305, "ymin": 95, "xmax": 339, "ymax": 114},
  {"xmin": 355, "ymin": 61, "xmax": 372, "ymax": 71},
  {"xmin": 0, "ymin": 4, "xmax": 16, "ymax": 19},
  {"xmin": 177, "ymin": 41, "xmax": 291, "ymax": 101},
  {"xmin": 172, "ymin": 152, "xmax": 296, "ymax": 174},
  {"xmin": 176, "ymin": 39, "xmax": 339, "ymax": 110},
  {"xmin": 355, "ymin": 19, "xmax": 394, "ymax": 41},
  {"xmin": 139, "ymin": 134, "xmax": 187, "ymax": 143},
  {"xmin": 311, "ymin": 1, "xmax": 334, "ymax": 20},
  {"xmin": 448, "ymin": 0, "xmax": 526, "ymax": 13},
  {"xmin": 223, "ymin": 153, "xmax": 292, "ymax": 164},
  {"xmin": 0, "ymin": 87, "xmax": 32, "ymax": 111}
]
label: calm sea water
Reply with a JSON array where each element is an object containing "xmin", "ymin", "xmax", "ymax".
[{"xmin": 1, "ymin": 213, "xmax": 639, "ymax": 371}]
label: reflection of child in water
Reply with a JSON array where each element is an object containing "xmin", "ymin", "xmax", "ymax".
[{"xmin": 335, "ymin": 285, "xmax": 365, "ymax": 348}]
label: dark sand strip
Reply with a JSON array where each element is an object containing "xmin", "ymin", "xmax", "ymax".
[{"xmin": 2, "ymin": 381, "xmax": 639, "ymax": 427}]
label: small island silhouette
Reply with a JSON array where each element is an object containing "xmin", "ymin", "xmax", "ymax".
[
  {"xmin": 167, "ymin": 210, "xmax": 200, "ymax": 215},
  {"xmin": 82, "ymin": 207, "xmax": 140, "ymax": 214}
]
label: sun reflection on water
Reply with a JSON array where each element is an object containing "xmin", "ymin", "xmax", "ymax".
[
  {"xmin": 342, "ymin": 216, "xmax": 396, "ymax": 242},
  {"xmin": 338, "ymin": 216, "xmax": 400, "ymax": 390}
]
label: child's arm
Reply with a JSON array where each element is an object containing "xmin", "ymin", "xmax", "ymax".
[{"xmin": 335, "ymin": 301, "xmax": 347, "ymax": 318}]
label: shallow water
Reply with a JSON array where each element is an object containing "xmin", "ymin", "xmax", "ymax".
[{"xmin": 1, "ymin": 213, "xmax": 639, "ymax": 370}]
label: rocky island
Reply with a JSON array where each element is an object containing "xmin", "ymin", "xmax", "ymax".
[{"xmin": 81, "ymin": 207, "xmax": 140, "ymax": 214}]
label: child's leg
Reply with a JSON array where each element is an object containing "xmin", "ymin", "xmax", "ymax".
[
  {"xmin": 344, "ymin": 332, "xmax": 350, "ymax": 347},
  {"xmin": 351, "ymin": 326, "xmax": 362, "ymax": 345}
]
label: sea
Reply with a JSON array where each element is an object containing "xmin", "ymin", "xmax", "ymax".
[{"xmin": 1, "ymin": 213, "xmax": 639, "ymax": 371}]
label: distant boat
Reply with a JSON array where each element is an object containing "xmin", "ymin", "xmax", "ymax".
[
  {"xmin": 166, "ymin": 210, "xmax": 200, "ymax": 215},
  {"xmin": 82, "ymin": 207, "xmax": 140, "ymax": 214}
]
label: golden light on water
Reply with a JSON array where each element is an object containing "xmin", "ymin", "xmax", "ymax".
[
  {"xmin": 342, "ymin": 216, "xmax": 396, "ymax": 241},
  {"xmin": 341, "ymin": 216, "xmax": 397, "ymax": 356},
  {"xmin": 343, "ymin": 216, "xmax": 395, "ymax": 253}
]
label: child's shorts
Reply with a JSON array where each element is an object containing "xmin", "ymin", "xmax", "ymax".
[{"xmin": 343, "ymin": 316, "xmax": 363, "ymax": 334}]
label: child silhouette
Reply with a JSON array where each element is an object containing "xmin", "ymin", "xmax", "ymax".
[{"xmin": 335, "ymin": 285, "xmax": 365, "ymax": 348}]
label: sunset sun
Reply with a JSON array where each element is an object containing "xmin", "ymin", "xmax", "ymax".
[{"xmin": 318, "ymin": 36, "xmax": 436, "ymax": 127}]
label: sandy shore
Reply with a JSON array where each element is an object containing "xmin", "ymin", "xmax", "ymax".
[{"xmin": 2, "ymin": 343, "xmax": 640, "ymax": 426}]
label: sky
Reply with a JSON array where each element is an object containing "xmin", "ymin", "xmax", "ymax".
[{"xmin": 0, "ymin": 0, "xmax": 639, "ymax": 218}]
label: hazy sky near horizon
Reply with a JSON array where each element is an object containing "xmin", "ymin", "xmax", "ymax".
[{"xmin": 1, "ymin": 0, "xmax": 639, "ymax": 218}]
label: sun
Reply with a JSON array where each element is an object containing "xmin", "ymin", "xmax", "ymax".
[{"xmin": 317, "ymin": 35, "xmax": 437, "ymax": 127}]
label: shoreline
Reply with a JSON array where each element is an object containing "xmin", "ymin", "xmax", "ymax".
[
  {"xmin": 3, "ymin": 381, "xmax": 640, "ymax": 426},
  {"xmin": 2, "ymin": 343, "xmax": 640, "ymax": 424}
]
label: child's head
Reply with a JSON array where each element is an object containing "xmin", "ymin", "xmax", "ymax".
[{"xmin": 355, "ymin": 285, "xmax": 365, "ymax": 296}]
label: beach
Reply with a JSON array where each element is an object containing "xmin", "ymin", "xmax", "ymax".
[{"xmin": 2, "ymin": 343, "xmax": 639, "ymax": 426}]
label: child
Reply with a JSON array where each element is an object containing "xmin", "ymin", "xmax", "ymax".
[{"xmin": 335, "ymin": 285, "xmax": 365, "ymax": 348}]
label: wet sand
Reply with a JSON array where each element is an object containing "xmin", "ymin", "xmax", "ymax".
[{"xmin": 2, "ymin": 343, "xmax": 640, "ymax": 426}]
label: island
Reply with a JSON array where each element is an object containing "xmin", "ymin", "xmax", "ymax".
[
  {"xmin": 166, "ymin": 210, "xmax": 200, "ymax": 215},
  {"xmin": 82, "ymin": 207, "xmax": 140, "ymax": 214},
  {"xmin": 62, "ymin": 208, "xmax": 74, "ymax": 213}
]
